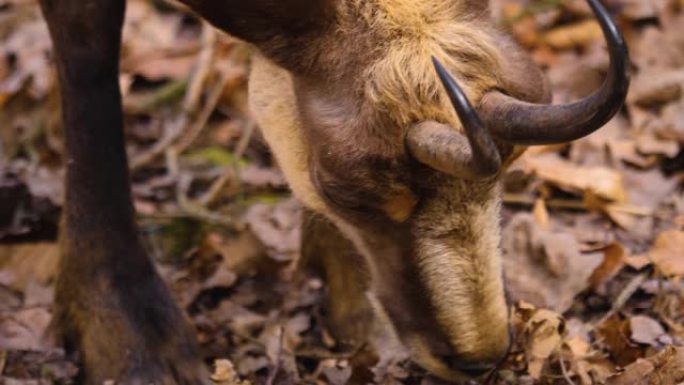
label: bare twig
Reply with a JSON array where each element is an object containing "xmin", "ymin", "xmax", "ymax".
[
  {"xmin": 503, "ymin": 193, "xmax": 588, "ymax": 211},
  {"xmin": 175, "ymin": 172, "xmax": 242, "ymax": 229},
  {"xmin": 130, "ymin": 22, "xmax": 217, "ymax": 170},
  {"xmin": 558, "ymin": 352, "xmax": 578, "ymax": 385},
  {"xmin": 199, "ymin": 120, "xmax": 256, "ymax": 206},
  {"xmin": 124, "ymin": 78, "xmax": 188, "ymax": 114},
  {"xmin": 171, "ymin": 72, "xmax": 227, "ymax": 156},
  {"xmin": 180, "ymin": 22, "xmax": 218, "ymax": 118},
  {"xmin": 503, "ymin": 193, "xmax": 652, "ymax": 217},
  {"xmin": 266, "ymin": 326, "xmax": 285, "ymax": 385},
  {"xmin": 593, "ymin": 271, "xmax": 650, "ymax": 328}
]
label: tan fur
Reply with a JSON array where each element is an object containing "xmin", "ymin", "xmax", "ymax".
[
  {"xmin": 248, "ymin": 53, "xmax": 328, "ymax": 214},
  {"xmin": 245, "ymin": 0, "xmax": 546, "ymax": 378},
  {"xmin": 413, "ymin": 182, "xmax": 509, "ymax": 362},
  {"xmin": 348, "ymin": 0, "xmax": 504, "ymax": 128}
]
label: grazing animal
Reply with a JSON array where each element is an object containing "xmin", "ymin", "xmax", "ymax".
[{"xmin": 38, "ymin": 0, "xmax": 628, "ymax": 382}]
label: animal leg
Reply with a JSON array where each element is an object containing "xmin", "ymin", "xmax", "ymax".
[
  {"xmin": 301, "ymin": 211, "xmax": 373, "ymax": 349},
  {"xmin": 38, "ymin": 0, "xmax": 207, "ymax": 383}
]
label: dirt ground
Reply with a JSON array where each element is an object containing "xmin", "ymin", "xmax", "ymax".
[{"xmin": 1, "ymin": 0, "xmax": 684, "ymax": 384}]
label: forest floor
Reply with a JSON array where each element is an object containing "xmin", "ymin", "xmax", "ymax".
[{"xmin": 1, "ymin": 0, "xmax": 684, "ymax": 384}]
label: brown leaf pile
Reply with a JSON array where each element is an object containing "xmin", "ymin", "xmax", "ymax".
[{"xmin": 2, "ymin": 0, "xmax": 684, "ymax": 384}]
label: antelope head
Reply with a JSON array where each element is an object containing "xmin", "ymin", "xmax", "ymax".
[{"xmin": 183, "ymin": 0, "xmax": 629, "ymax": 380}]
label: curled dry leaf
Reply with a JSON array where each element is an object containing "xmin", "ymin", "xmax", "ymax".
[
  {"xmin": 624, "ymin": 254, "xmax": 652, "ymax": 270},
  {"xmin": 523, "ymin": 154, "xmax": 627, "ymax": 202},
  {"xmin": 606, "ymin": 346, "xmax": 684, "ymax": 385},
  {"xmin": 562, "ymin": 335, "xmax": 615, "ymax": 385},
  {"xmin": 203, "ymin": 231, "xmax": 267, "ymax": 279},
  {"xmin": 629, "ymin": 69, "xmax": 684, "ymax": 107},
  {"xmin": 655, "ymin": 99, "xmax": 684, "ymax": 143},
  {"xmin": 621, "ymin": 0, "xmax": 664, "ymax": 21},
  {"xmin": 563, "ymin": 336, "xmax": 591, "ymax": 382},
  {"xmin": 589, "ymin": 242, "xmax": 626, "ymax": 288},
  {"xmin": 629, "ymin": 315, "xmax": 665, "ymax": 346},
  {"xmin": 0, "ymin": 308, "xmax": 52, "ymax": 351},
  {"xmin": 635, "ymin": 133, "xmax": 680, "ymax": 158},
  {"xmin": 543, "ymin": 20, "xmax": 603, "ymax": 50},
  {"xmin": 596, "ymin": 315, "xmax": 644, "ymax": 367},
  {"xmin": 245, "ymin": 199, "xmax": 302, "ymax": 262},
  {"xmin": 617, "ymin": 168, "xmax": 678, "ymax": 228},
  {"xmin": 0, "ymin": 243, "xmax": 59, "ymax": 291},
  {"xmin": 211, "ymin": 359, "xmax": 252, "ymax": 385},
  {"xmin": 320, "ymin": 359, "xmax": 353, "ymax": 385},
  {"xmin": 515, "ymin": 303, "xmax": 565, "ymax": 379},
  {"xmin": 643, "ymin": 230, "xmax": 684, "ymax": 276},
  {"xmin": 120, "ymin": 0, "xmax": 196, "ymax": 80}
]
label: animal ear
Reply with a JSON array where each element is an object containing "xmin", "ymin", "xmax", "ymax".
[{"xmin": 181, "ymin": 0, "xmax": 337, "ymax": 44}]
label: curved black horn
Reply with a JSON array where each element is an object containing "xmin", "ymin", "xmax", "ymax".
[
  {"xmin": 406, "ymin": 57, "xmax": 501, "ymax": 178},
  {"xmin": 477, "ymin": 0, "xmax": 630, "ymax": 145}
]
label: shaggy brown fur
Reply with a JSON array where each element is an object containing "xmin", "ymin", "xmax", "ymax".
[
  {"xmin": 239, "ymin": 0, "xmax": 549, "ymax": 379},
  {"xmin": 41, "ymin": 0, "xmax": 551, "ymax": 382}
]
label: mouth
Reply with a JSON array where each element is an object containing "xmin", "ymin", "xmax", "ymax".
[
  {"xmin": 413, "ymin": 353, "xmax": 495, "ymax": 382},
  {"xmin": 404, "ymin": 325, "xmax": 513, "ymax": 382},
  {"xmin": 405, "ymin": 336, "xmax": 502, "ymax": 382}
]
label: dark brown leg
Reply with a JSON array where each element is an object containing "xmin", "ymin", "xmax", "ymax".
[
  {"xmin": 301, "ymin": 211, "xmax": 373, "ymax": 349},
  {"xmin": 38, "ymin": 1, "xmax": 207, "ymax": 383}
]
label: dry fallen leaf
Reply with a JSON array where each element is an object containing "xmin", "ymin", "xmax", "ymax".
[
  {"xmin": 516, "ymin": 304, "xmax": 565, "ymax": 379},
  {"xmin": 0, "ymin": 308, "xmax": 52, "ymax": 351},
  {"xmin": 596, "ymin": 315, "xmax": 644, "ymax": 367},
  {"xmin": 622, "ymin": 0, "xmax": 664, "ymax": 21},
  {"xmin": 320, "ymin": 359, "xmax": 353, "ymax": 385},
  {"xmin": 0, "ymin": 243, "xmax": 59, "ymax": 291},
  {"xmin": 624, "ymin": 254, "xmax": 652, "ymax": 270},
  {"xmin": 245, "ymin": 199, "xmax": 302, "ymax": 262},
  {"xmin": 606, "ymin": 346, "xmax": 684, "ymax": 385},
  {"xmin": 629, "ymin": 69, "xmax": 684, "ymax": 107},
  {"xmin": 589, "ymin": 243, "xmax": 627, "ymax": 288},
  {"xmin": 644, "ymin": 230, "xmax": 684, "ymax": 276},
  {"xmin": 629, "ymin": 315, "xmax": 665, "ymax": 346},
  {"xmin": 562, "ymin": 335, "xmax": 615, "ymax": 385},
  {"xmin": 503, "ymin": 214, "xmax": 603, "ymax": 312},
  {"xmin": 523, "ymin": 153, "xmax": 627, "ymax": 202},
  {"xmin": 543, "ymin": 20, "xmax": 603, "ymax": 50},
  {"xmin": 211, "ymin": 359, "xmax": 252, "ymax": 385},
  {"xmin": 635, "ymin": 132, "xmax": 680, "ymax": 158}
]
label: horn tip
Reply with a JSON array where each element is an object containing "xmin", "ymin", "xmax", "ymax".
[{"xmin": 431, "ymin": 56, "xmax": 447, "ymax": 77}]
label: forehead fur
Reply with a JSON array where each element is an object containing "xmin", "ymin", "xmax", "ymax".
[{"xmin": 334, "ymin": 0, "xmax": 504, "ymax": 127}]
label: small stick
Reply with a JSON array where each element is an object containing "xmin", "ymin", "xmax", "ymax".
[
  {"xmin": 266, "ymin": 326, "xmax": 285, "ymax": 385},
  {"xmin": 503, "ymin": 193, "xmax": 652, "ymax": 216},
  {"xmin": 593, "ymin": 271, "xmax": 650, "ymax": 329},
  {"xmin": 558, "ymin": 351, "xmax": 578, "ymax": 385},
  {"xmin": 171, "ymin": 72, "xmax": 227, "ymax": 155},
  {"xmin": 503, "ymin": 194, "xmax": 588, "ymax": 211},
  {"xmin": 130, "ymin": 22, "xmax": 217, "ymax": 170},
  {"xmin": 199, "ymin": 120, "xmax": 256, "ymax": 206},
  {"xmin": 175, "ymin": 172, "xmax": 242, "ymax": 228}
]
